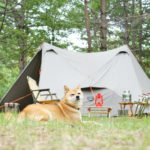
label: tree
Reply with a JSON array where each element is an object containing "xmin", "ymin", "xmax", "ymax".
[
  {"xmin": 138, "ymin": 0, "xmax": 143, "ymax": 53},
  {"xmin": 13, "ymin": 0, "xmax": 28, "ymax": 72},
  {"xmin": 0, "ymin": 0, "xmax": 73, "ymax": 97},
  {"xmin": 100, "ymin": 0, "xmax": 107, "ymax": 51},
  {"xmin": 123, "ymin": 0, "xmax": 130, "ymax": 45},
  {"xmin": 84, "ymin": 0, "xmax": 92, "ymax": 52},
  {"xmin": 0, "ymin": 0, "xmax": 150, "ymax": 98}
]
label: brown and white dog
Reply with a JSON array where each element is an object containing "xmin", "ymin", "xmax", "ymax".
[{"xmin": 19, "ymin": 85, "xmax": 83, "ymax": 122}]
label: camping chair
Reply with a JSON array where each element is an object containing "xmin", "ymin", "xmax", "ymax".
[
  {"xmin": 135, "ymin": 93, "xmax": 150, "ymax": 118},
  {"xmin": 27, "ymin": 76, "xmax": 60, "ymax": 104}
]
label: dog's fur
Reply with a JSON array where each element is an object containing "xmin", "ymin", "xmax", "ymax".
[{"xmin": 18, "ymin": 85, "xmax": 83, "ymax": 122}]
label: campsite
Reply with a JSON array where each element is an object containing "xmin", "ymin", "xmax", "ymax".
[{"xmin": 0, "ymin": 0, "xmax": 150, "ymax": 150}]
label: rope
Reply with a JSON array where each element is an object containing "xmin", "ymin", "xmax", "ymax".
[
  {"xmin": 89, "ymin": 86, "xmax": 95, "ymax": 97},
  {"xmin": 0, "ymin": 93, "xmax": 32, "ymax": 109}
]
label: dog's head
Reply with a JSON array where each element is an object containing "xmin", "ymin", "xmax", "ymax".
[{"xmin": 63, "ymin": 85, "xmax": 83, "ymax": 109}]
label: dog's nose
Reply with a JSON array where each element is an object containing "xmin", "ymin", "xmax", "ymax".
[{"xmin": 76, "ymin": 96, "xmax": 80, "ymax": 100}]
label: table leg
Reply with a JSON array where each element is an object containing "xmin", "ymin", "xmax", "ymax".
[
  {"xmin": 123, "ymin": 104, "xmax": 126, "ymax": 110},
  {"xmin": 120, "ymin": 104, "xmax": 126, "ymax": 110},
  {"xmin": 129, "ymin": 104, "xmax": 133, "ymax": 116},
  {"xmin": 88, "ymin": 107, "xmax": 91, "ymax": 117},
  {"xmin": 120, "ymin": 104, "xmax": 123, "ymax": 110},
  {"xmin": 135, "ymin": 104, "xmax": 139, "ymax": 114},
  {"xmin": 107, "ymin": 108, "xmax": 112, "ymax": 118}
]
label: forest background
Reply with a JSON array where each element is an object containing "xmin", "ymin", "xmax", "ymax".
[{"xmin": 0, "ymin": 0, "xmax": 149, "ymax": 98}]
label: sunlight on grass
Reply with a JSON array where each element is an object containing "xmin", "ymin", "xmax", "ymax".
[{"xmin": 0, "ymin": 113, "xmax": 150, "ymax": 150}]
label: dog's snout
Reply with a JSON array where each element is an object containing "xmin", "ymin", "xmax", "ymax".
[{"xmin": 76, "ymin": 96, "xmax": 80, "ymax": 100}]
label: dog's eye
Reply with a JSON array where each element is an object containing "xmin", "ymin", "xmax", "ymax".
[
  {"xmin": 78, "ymin": 93, "xmax": 81, "ymax": 95},
  {"xmin": 70, "ymin": 94, "xmax": 75, "ymax": 96}
]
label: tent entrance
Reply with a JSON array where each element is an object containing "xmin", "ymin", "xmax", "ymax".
[{"xmin": 81, "ymin": 87, "xmax": 122, "ymax": 116}]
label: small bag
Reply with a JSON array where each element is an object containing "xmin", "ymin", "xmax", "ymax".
[{"xmin": 4, "ymin": 103, "xmax": 20, "ymax": 113}]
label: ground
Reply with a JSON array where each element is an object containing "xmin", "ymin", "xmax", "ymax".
[{"xmin": 0, "ymin": 114, "xmax": 150, "ymax": 150}]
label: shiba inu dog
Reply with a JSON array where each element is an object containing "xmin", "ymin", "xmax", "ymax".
[{"xmin": 19, "ymin": 85, "xmax": 83, "ymax": 122}]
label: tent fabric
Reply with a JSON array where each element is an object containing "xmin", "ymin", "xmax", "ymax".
[
  {"xmin": 1, "ymin": 42, "xmax": 150, "ymax": 115},
  {"xmin": 39, "ymin": 43, "xmax": 150, "ymax": 102}
]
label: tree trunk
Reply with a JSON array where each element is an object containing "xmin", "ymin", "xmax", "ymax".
[
  {"xmin": 100, "ymin": 0, "xmax": 107, "ymax": 51},
  {"xmin": 139, "ymin": 0, "xmax": 143, "ymax": 52},
  {"xmin": 84, "ymin": 0, "xmax": 92, "ymax": 52},
  {"xmin": 93, "ymin": 16, "xmax": 99, "ymax": 51},
  {"xmin": 18, "ymin": 39, "xmax": 26, "ymax": 72},
  {"xmin": 131, "ymin": 0, "xmax": 136, "ymax": 50},
  {"xmin": 123, "ymin": 0, "xmax": 129, "ymax": 45},
  {"xmin": 51, "ymin": 27, "xmax": 55, "ymax": 44},
  {"xmin": 13, "ymin": 1, "xmax": 27, "ymax": 73}
]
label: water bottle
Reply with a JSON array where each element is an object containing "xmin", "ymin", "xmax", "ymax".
[
  {"xmin": 129, "ymin": 91, "xmax": 132, "ymax": 102},
  {"xmin": 126, "ymin": 91, "xmax": 132, "ymax": 102},
  {"xmin": 122, "ymin": 90, "xmax": 132, "ymax": 102},
  {"xmin": 122, "ymin": 91, "xmax": 126, "ymax": 102}
]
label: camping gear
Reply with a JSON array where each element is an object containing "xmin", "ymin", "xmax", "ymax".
[
  {"xmin": 122, "ymin": 90, "xmax": 132, "ymax": 102},
  {"xmin": 118, "ymin": 102, "xmax": 134, "ymax": 116},
  {"xmin": 27, "ymin": 76, "xmax": 59, "ymax": 103},
  {"xmin": 122, "ymin": 91, "xmax": 127, "ymax": 102},
  {"xmin": 87, "ymin": 106, "xmax": 112, "ymax": 117},
  {"xmin": 118, "ymin": 109, "xmax": 128, "ymax": 116},
  {"xmin": 135, "ymin": 93, "xmax": 150, "ymax": 118},
  {"xmin": 1, "ymin": 43, "xmax": 150, "ymax": 116},
  {"xmin": 94, "ymin": 93, "xmax": 104, "ymax": 107},
  {"xmin": 89, "ymin": 87, "xmax": 104, "ymax": 107},
  {"xmin": 87, "ymin": 96, "xmax": 94, "ymax": 101},
  {"xmin": 4, "ymin": 103, "xmax": 20, "ymax": 113}
]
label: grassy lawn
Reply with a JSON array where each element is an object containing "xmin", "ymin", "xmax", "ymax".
[{"xmin": 0, "ymin": 113, "xmax": 150, "ymax": 150}]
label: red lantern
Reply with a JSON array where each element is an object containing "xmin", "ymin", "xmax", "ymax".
[{"xmin": 94, "ymin": 93, "xmax": 104, "ymax": 107}]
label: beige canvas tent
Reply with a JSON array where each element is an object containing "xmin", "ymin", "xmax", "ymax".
[{"xmin": 1, "ymin": 43, "xmax": 150, "ymax": 115}]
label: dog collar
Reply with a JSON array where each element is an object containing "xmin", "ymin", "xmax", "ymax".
[{"xmin": 65, "ymin": 103, "xmax": 80, "ymax": 110}]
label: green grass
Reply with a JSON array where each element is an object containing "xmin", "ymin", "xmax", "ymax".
[{"xmin": 0, "ymin": 114, "xmax": 150, "ymax": 150}]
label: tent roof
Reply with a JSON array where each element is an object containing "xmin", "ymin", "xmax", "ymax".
[{"xmin": 39, "ymin": 43, "xmax": 150, "ymax": 100}]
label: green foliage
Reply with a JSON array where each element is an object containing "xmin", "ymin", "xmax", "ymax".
[{"xmin": 0, "ymin": 0, "xmax": 149, "ymax": 98}]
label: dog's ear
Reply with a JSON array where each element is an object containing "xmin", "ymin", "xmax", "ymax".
[
  {"xmin": 77, "ymin": 85, "xmax": 81, "ymax": 90},
  {"xmin": 64, "ymin": 85, "xmax": 70, "ymax": 93}
]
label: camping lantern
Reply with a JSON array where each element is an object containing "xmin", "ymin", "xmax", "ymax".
[
  {"xmin": 94, "ymin": 93, "xmax": 104, "ymax": 107},
  {"xmin": 122, "ymin": 90, "xmax": 132, "ymax": 102}
]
